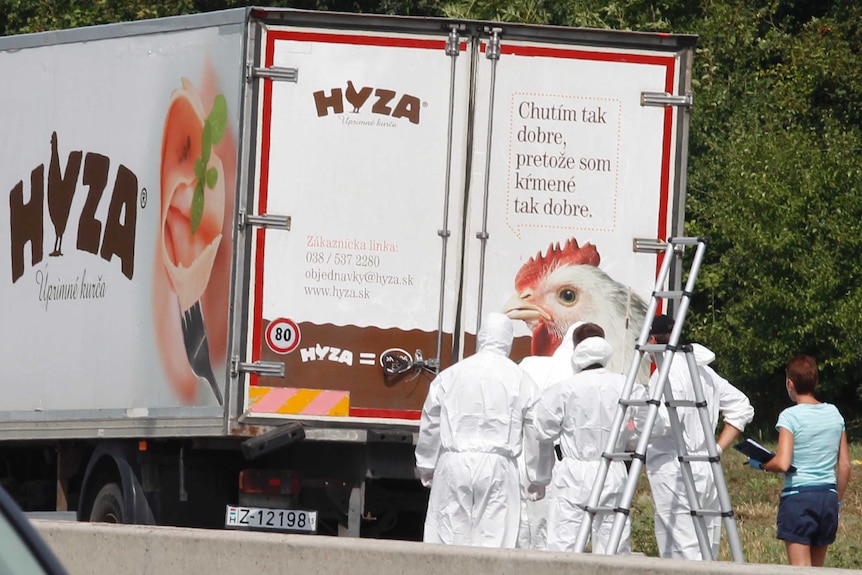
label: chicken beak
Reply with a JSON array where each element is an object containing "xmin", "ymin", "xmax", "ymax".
[{"xmin": 502, "ymin": 292, "xmax": 552, "ymax": 327}]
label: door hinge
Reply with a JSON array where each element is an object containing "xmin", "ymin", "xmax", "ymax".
[
  {"xmin": 232, "ymin": 358, "xmax": 285, "ymax": 378},
  {"xmin": 238, "ymin": 210, "xmax": 291, "ymax": 231},
  {"xmin": 248, "ymin": 65, "xmax": 298, "ymax": 83}
]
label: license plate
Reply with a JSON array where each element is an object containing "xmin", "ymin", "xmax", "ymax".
[{"xmin": 225, "ymin": 505, "xmax": 317, "ymax": 533}]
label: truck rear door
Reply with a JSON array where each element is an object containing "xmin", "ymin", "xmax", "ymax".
[
  {"xmin": 460, "ymin": 26, "xmax": 695, "ymax": 370},
  {"xmin": 238, "ymin": 12, "xmax": 471, "ymax": 425}
]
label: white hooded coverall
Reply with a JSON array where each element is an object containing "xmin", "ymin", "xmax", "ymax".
[
  {"xmin": 532, "ymin": 336, "xmax": 644, "ymax": 553},
  {"xmin": 415, "ymin": 313, "xmax": 544, "ymax": 548},
  {"xmin": 643, "ymin": 343, "xmax": 754, "ymax": 560},
  {"xmin": 515, "ymin": 322, "xmax": 581, "ymax": 549}
]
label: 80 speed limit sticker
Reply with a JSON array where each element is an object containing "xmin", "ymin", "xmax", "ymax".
[{"xmin": 265, "ymin": 318, "xmax": 301, "ymax": 354}]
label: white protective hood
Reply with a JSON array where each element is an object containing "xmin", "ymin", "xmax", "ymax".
[
  {"xmin": 570, "ymin": 336, "xmax": 614, "ymax": 373},
  {"xmin": 477, "ymin": 312, "xmax": 514, "ymax": 356},
  {"xmin": 691, "ymin": 343, "xmax": 715, "ymax": 366}
]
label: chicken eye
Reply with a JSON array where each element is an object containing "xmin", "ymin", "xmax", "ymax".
[{"xmin": 558, "ymin": 289, "xmax": 577, "ymax": 305}]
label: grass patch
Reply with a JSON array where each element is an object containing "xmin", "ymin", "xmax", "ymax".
[{"xmin": 628, "ymin": 442, "xmax": 862, "ymax": 567}]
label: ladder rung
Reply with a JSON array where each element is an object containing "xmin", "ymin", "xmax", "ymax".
[
  {"xmin": 652, "ymin": 290, "xmax": 687, "ymax": 299},
  {"xmin": 669, "ymin": 236, "xmax": 708, "ymax": 246},
  {"xmin": 637, "ymin": 343, "xmax": 678, "ymax": 353},
  {"xmin": 619, "ymin": 397, "xmax": 652, "ymax": 407},
  {"xmin": 665, "ymin": 399, "xmax": 701, "ymax": 408},
  {"xmin": 679, "ymin": 454, "xmax": 719, "ymax": 463},
  {"xmin": 690, "ymin": 509, "xmax": 726, "ymax": 518},
  {"xmin": 603, "ymin": 451, "xmax": 641, "ymax": 462},
  {"xmin": 584, "ymin": 505, "xmax": 616, "ymax": 514}
]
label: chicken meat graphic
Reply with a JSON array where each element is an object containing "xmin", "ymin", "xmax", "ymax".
[{"xmin": 503, "ymin": 238, "xmax": 649, "ymax": 381}]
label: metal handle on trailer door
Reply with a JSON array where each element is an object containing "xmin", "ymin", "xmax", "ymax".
[
  {"xmin": 433, "ymin": 24, "xmax": 465, "ymax": 372},
  {"xmin": 474, "ymin": 27, "xmax": 502, "ymax": 334},
  {"xmin": 381, "ymin": 349, "xmax": 439, "ymax": 378}
]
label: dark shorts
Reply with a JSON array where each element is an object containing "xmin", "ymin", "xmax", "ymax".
[{"xmin": 776, "ymin": 485, "xmax": 839, "ymax": 546}]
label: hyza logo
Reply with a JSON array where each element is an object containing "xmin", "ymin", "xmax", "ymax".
[
  {"xmin": 300, "ymin": 343, "xmax": 354, "ymax": 366},
  {"xmin": 8, "ymin": 132, "xmax": 140, "ymax": 283},
  {"xmin": 312, "ymin": 81, "xmax": 422, "ymax": 125}
]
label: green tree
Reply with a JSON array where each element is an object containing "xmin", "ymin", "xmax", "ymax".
[
  {"xmin": 683, "ymin": 1, "xmax": 862, "ymax": 425},
  {"xmin": 0, "ymin": 0, "xmax": 443, "ymax": 34},
  {"xmin": 437, "ymin": 0, "xmax": 688, "ymax": 29},
  {"xmin": 1, "ymin": 0, "xmax": 198, "ymax": 34}
]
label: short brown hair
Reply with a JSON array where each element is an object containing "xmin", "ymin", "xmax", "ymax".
[
  {"xmin": 649, "ymin": 314, "xmax": 674, "ymax": 345},
  {"xmin": 572, "ymin": 322, "xmax": 605, "ymax": 348},
  {"xmin": 786, "ymin": 354, "xmax": 818, "ymax": 395}
]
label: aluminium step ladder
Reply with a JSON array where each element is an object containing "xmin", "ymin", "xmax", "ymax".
[{"xmin": 572, "ymin": 236, "xmax": 744, "ymax": 562}]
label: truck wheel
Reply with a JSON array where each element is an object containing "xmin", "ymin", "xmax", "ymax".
[{"xmin": 89, "ymin": 483, "xmax": 124, "ymax": 523}]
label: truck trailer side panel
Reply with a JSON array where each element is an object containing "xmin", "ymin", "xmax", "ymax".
[{"xmin": 0, "ymin": 10, "xmax": 246, "ymax": 420}]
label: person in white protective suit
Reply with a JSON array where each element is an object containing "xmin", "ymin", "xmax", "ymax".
[
  {"xmin": 415, "ymin": 313, "xmax": 549, "ymax": 548},
  {"xmin": 515, "ymin": 322, "xmax": 582, "ymax": 549},
  {"xmin": 642, "ymin": 314, "xmax": 754, "ymax": 560},
  {"xmin": 531, "ymin": 322, "xmax": 645, "ymax": 553}
]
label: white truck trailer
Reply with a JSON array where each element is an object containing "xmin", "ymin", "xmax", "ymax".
[{"xmin": 0, "ymin": 7, "xmax": 695, "ymax": 536}]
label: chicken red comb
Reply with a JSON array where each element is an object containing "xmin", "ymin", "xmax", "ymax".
[{"xmin": 514, "ymin": 238, "xmax": 601, "ymax": 291}]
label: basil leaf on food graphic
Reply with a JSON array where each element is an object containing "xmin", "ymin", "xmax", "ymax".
[
  {"xmin": 190, "ymin": 94, "xmax": 228, "ymax": 235},
  {"xmin": 207, "ymin": 94, "xmax": 228, "ymax": 146}
]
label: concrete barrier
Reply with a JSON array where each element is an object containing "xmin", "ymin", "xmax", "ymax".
[{"xmin": 34, "ymin": 520, "xmax": 850, "ymax": 575}]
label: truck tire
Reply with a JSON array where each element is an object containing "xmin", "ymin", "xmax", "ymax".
[{"xmin": 89, "ymin": 483, "xmax": 124, "ymax": 523}]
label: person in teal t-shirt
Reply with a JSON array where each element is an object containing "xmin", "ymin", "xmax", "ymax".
[{"xmin": 753, "ymin": 355, "xmax": 851, "ymax": 566}]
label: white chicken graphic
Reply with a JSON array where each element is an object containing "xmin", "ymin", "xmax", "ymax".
[{"xmin": 503, "ymin": 237, "xmax": 649, "ymax": 382}]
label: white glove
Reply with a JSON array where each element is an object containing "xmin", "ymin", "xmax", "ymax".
[
  {"xmin": 716, "ymin": 444, "xmax": 723, "ymax": 456},
  {"xmin": 526, "ymin": 484, "xmax": 545, "ymax": 501},
  {"xmin": 420, "ymin": 473, "xmax": 433, "ymax": 488}
]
